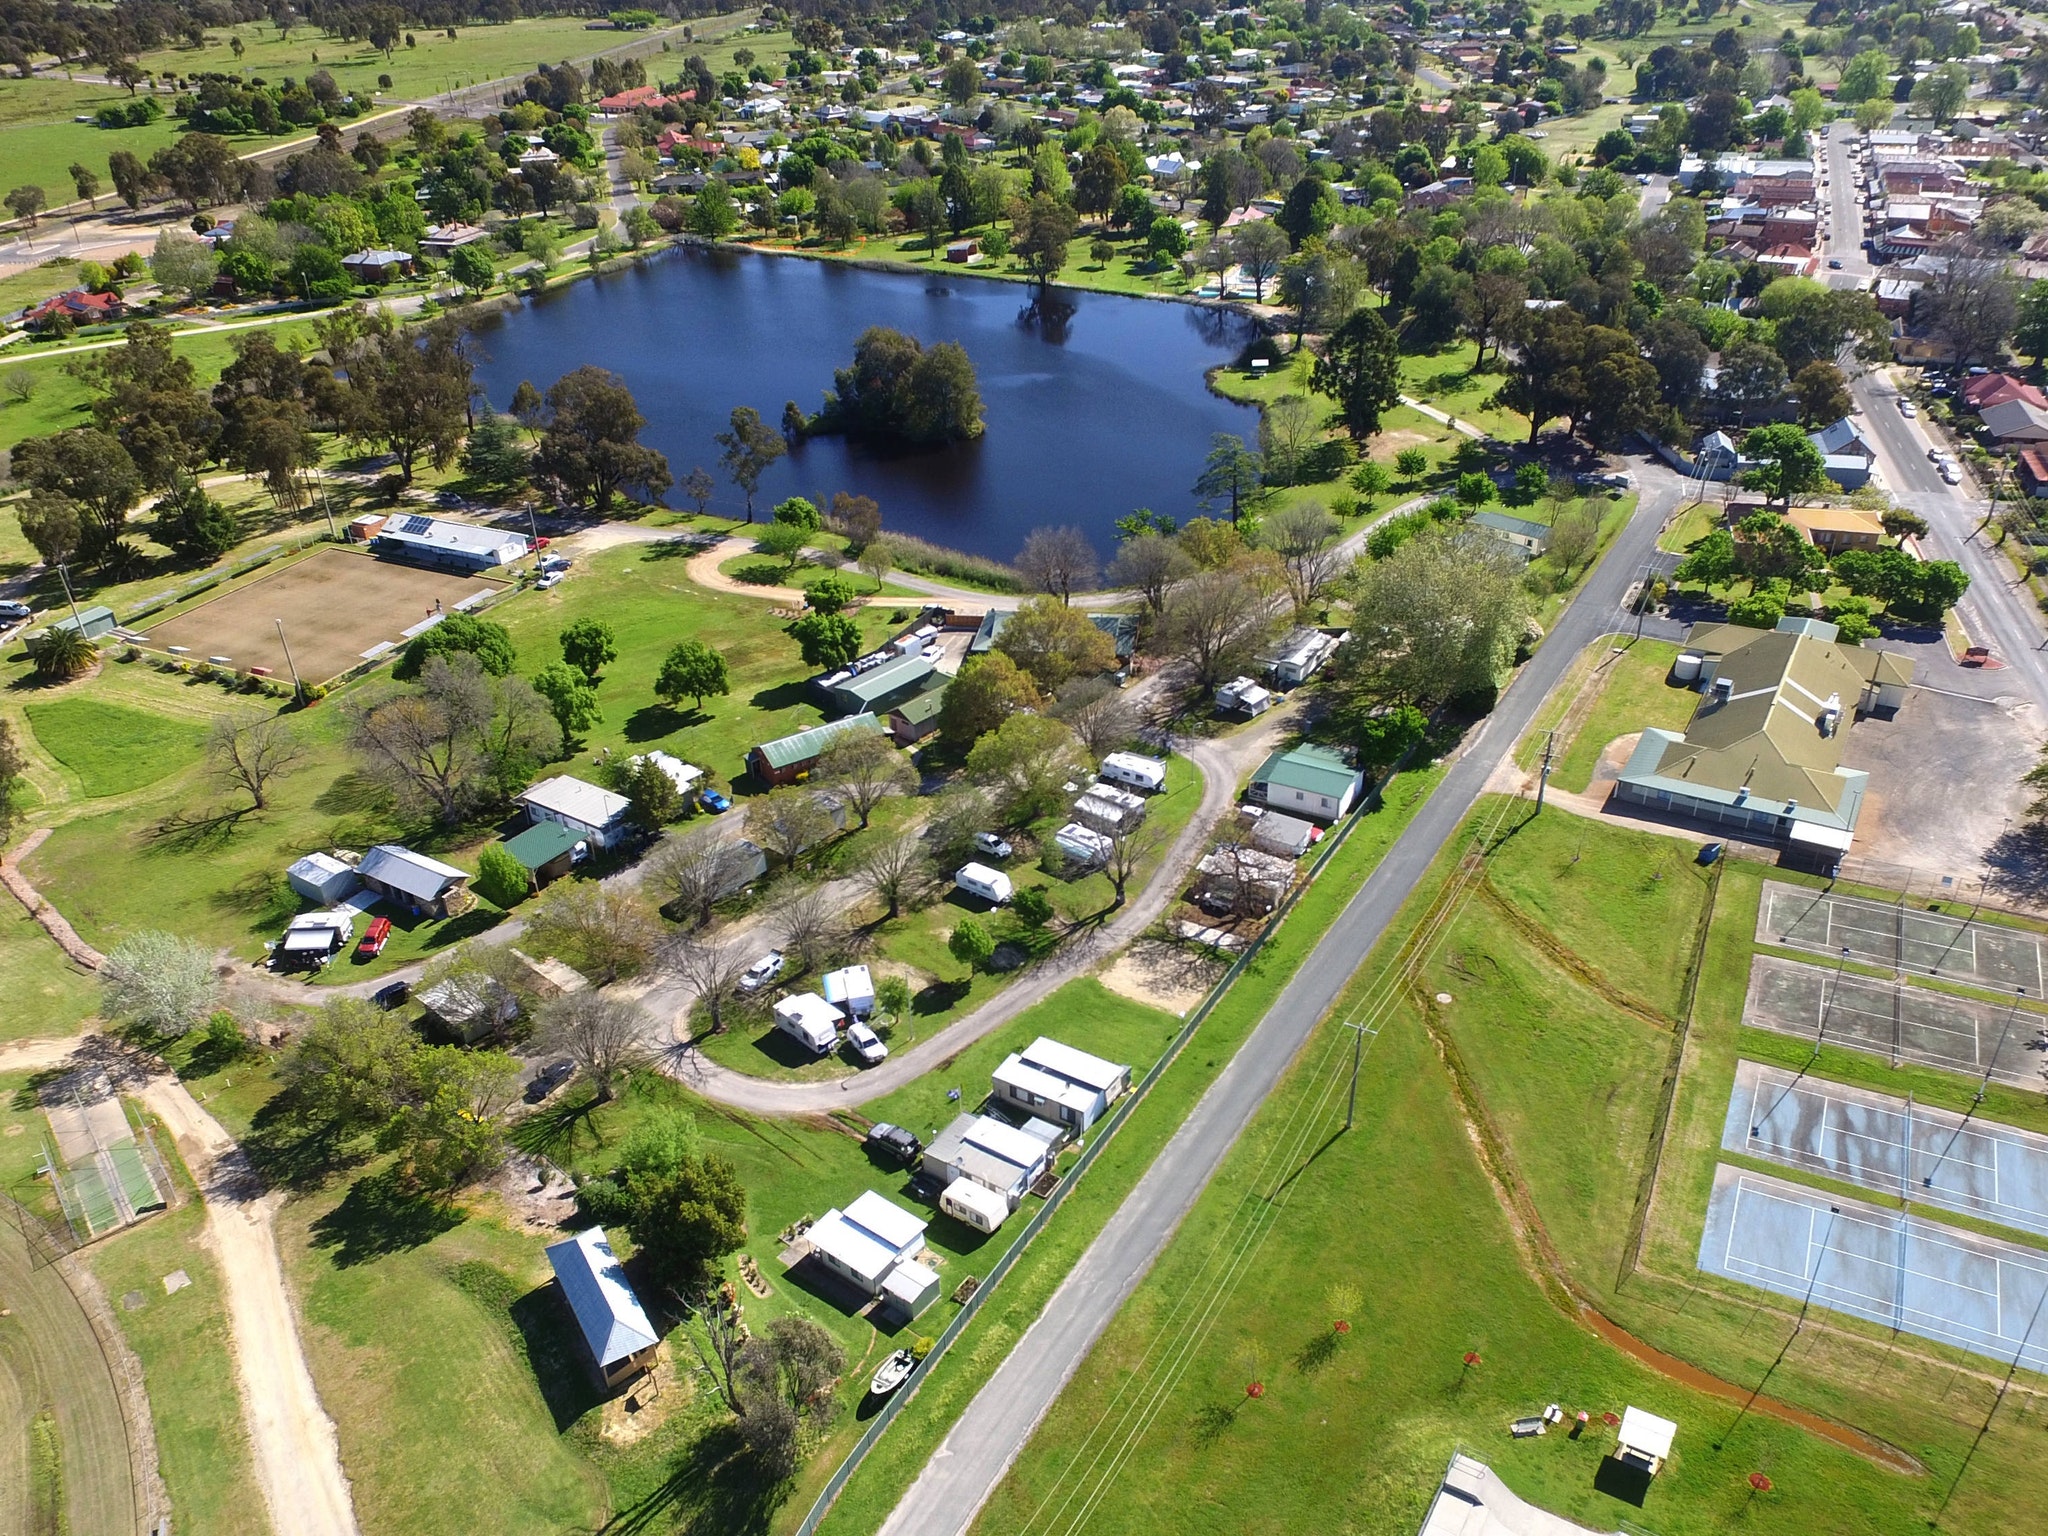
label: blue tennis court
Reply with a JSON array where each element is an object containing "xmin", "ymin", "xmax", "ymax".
[
  {"xmin": 1723, "ymin": 1060, "xmax": 2048, "ymax": 1240},
  {"xmin": 1700, "ymin": 1166, "xmax": 2048, "ymax": 1373}
]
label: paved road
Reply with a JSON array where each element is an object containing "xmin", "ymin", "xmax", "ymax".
[
  {"xmin": 1637, "ymin": 172, "xmax": 1671, "ymax": 221},
  {"xmin": 873, "ymin": 465, "xmax": 1686, "ymax": 1536},
  {"xmin": 1822, "ymin": 122, "xmax": 1873, "ymax": 287}
]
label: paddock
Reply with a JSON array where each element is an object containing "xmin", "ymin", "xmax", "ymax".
[{"xmin": 143, "ymin": 546, "xmax": 509, "ymax": 685}]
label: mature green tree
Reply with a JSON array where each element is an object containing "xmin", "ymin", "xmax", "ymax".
[
  {"xmin": 1733, "ymin": 510, "xmax": 1824, "ymax": 583},
  {"xmin": 1740, "ymin": 424, "xmax": 1830, "ymax": 506},
  {"xmin": 656, "ymin": 639, "xmax": 730, "ymax": 711},
  {"xmin": 532, "ymin": 366, "xmax": 672, "ymax": 511},
  {"xmin": 937, "ymin": 651, "xmax": 1042, "ymax": 746},
  {"xmin": 1312, "ymin": 307, "xmax": 1402, "ymax": 440},
  {"xmin": 1715, "ymin": 337, "xmax": 1790, "ymax": 418},
  {"xmin": 757, "ymin": 519, "xmax": 809, "ymax": 571},
  {"xmin": 1329, "ymin": 524, "xmax": 1531, "ymax": 708},
  {"xmin": 994, "ymin": 595, "xmax": 1117, "ymax": 693},
  {"xmin": 1792, "ymin": 361, "xmax": 1853, "ymax": 428},
  {"xmin": 948, "ymin": 915, "xmax": 995, "ymax": 976},
  {"xmin": 715, "ymin": 405, "xmax": 785, "ymax": 520},
  {"xmin": 394, "ymin": 611, "xmax": 517, "ymax": 680},
  {"xmin": 1275, "ymin": 172, "xmax": 1339, "ymax": 248},
  {"xmin": 1912, "ymin": 63, "xmax": 1968, "ymax": 126},
  {"xmin": 81, "ymin": 322, "xmax": 221, "ymax": 491},
  {"xmin": 1192, "ymin": 433, "xmax": 1268, "ymax": 523},
  {"xmin": 788, "ymin": 611, "xmax": 862, "ymax": 670},
  {"xmin": 1757, "ymin": 279, "xmax": 1889, "ymax": 372},
  {"xmin": 154, "ymin": 481, "xmax": 239, "ymax": 564},
  {"xmin": 579, "ymin": 1127, "xmax": 746, "ymax": 1291},
  {"xmin": 149, "ymin": 229, "xmax": 217, "ymax": 301},
  {"xmin": 327, "ymin": 314, "xmax": 473, "ymax": 485},
  {"xmin": 967, "ymin": 711, "xmax": 1090, "ymax": 822},
  {"xmin": 459, "ymin": 412, "xmax": 527, "ymax": 488},
  {"xmin": 819, "ymin": 327, "xmax": 983, "ymax": 444},
  {"xmin": 1074, "ymin": 141, "xmax": 1129, "ymax": 218},
  {"xmin": 1837, "ymin": 49, "xmax": 1893, "ymax": 103},
  {"xmin": 531, "ymin": 661, "xmax": 602, "ymax": 743},
  {"xmin": 558, "ymin": 618, "xmax": 617, "ymax": 683},
  {"xmin": 2017, "ymin": 280, "xmax": 2048, "ymax": 366},
  {"xmin": 449, "ymin": 242, "xmax": 496, "ymax": 292},
  {"xmin": 11, "ymin": 429, "xmax": 142, "ymax": 562},
  {"xmin": 806, "ymin": 572, "xmax": 856, "ymax": 614},
  {"xmin": 474, "ymin": 843, "xmax": 531, "ymax": 907},
  {"xmin": 1673, "ymin": 528, "xmax": 1739, "ymax": 588},
  {"xmin": 1011, "ymin": 193, "xmax": 1079, "ymax": 286}
]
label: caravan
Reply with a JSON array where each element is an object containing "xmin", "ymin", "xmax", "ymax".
[
  {"xmin": 954, "ymin": 863, "xmax": 1014, "ymax": 904},
  {"xmin": 773, "ymin": 993, "xmax": 843, "ymax": 1054},
  {"xmin": 1098, "ymin": 752, "xmax": 1167, "ymax": 793}
]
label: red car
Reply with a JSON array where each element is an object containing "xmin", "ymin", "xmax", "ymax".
[{"xmin": 356, "ymin": 916, "xmax": 392, "ymax": 958}]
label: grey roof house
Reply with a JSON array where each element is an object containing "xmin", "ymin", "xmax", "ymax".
[{"xmin": 356, "ymin": 844, "xmax": 471, "ymax": 918}]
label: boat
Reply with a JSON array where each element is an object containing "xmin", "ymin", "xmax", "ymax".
[{"xmin": 870, "ymin": 1350, "xmax": 916, "ymax": 1397}]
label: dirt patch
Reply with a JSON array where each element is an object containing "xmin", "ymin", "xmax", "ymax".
[
  {"xmin": 484, "ymin": 1154, "xmax": 578, "ymax": 1234},
  {"xmin": 599, "ymin": 1341, "xmax": 690, "ymax": 1447},
  {"xmin": 1368, "ymin": 429, "xmax": 1436, "ymax": 461},
  {"xmin": 1097, "ymin": 940, "xmax": 1225, "ymax": 1016}
]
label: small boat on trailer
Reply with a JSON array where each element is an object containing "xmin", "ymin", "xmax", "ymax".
[{"xmin": 870, "ymin": 1350, "xmax": 916, "ymax": 1397}]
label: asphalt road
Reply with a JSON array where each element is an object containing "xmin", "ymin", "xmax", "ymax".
[
  {"xmin": 873, "ymin": 467, "xmax": 1685, "ymax": 1536},
  {"xmin": 1822, "ymin": 122, "xmax": 1872, "ymax": 286}
]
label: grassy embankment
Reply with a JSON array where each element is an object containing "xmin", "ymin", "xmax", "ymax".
[{"xmin": 965, "ymin": 806, "xmax": 2048, "ymax": 1536}]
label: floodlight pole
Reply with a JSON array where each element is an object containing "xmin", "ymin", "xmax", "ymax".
[
  {"xmin": 1976, "ymin": 987, "xmax": 2025, "ymax": 1106},
  {"xmin": 1816, "ymin": 944, "xmax": 1852, "ymax": 1059},
  {"xmin": 274, "ymin": 619, "xmax": 305, "ymax": 702},
  {"xmin": 54, "ymin": 562, "xmax": 85, "ymax": 630}
]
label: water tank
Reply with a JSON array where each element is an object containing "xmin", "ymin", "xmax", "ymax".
[{"xmin": 1672, "ymin": 653, "xmax": 1703, "ymax": 683}]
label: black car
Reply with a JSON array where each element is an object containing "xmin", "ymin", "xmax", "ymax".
[
  {"xmin": 865, "ymin": 1123, "xmax": 922, "ymax": 1166},
  {"xmin": 525, "ymin": 1058, "xmax": 576, "ymax": 1103},
  {"xmin": 372, "ymin": 979, "xmax": 411, "ymax": 1010}
]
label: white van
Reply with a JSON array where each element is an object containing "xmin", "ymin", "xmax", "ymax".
[
  {"xmin": 773, "ymin": 993, "xmax": 842, "ymax": 1054},
  {"xmin": 955, "ymin": 863, "xmax": 1014, "ymax": 905},
  {"xmin": 1099, "ymin": 751, "xmax": 1167, "ymax": 793}
]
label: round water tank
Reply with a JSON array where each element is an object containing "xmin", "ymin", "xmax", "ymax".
[{"xmin": 1672, "ymin": 653, "xmax": 1703, "ymax": 683}]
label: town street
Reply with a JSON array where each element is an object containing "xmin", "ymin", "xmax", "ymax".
[{"xmin": 873, "ymin": 465, "xmax": 1686, "ymax": 1536}]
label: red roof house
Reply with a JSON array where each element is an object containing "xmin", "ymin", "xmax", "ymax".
[
  {"xmin": 1962, "ymin": 373, "xmax": 2048, "ymax": 412},
  {"xmin": 2018, "ymin": 445, "xmax": 2048, "ymax": 499},
  {"xmin": 21, "ymin": 289, "xmax": 124, "ymax": 328}
]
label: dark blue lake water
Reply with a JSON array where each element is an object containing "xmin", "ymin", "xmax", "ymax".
[{"xmin": 467, "ymin": 246, "xmax": 1260, "ymax": 561}]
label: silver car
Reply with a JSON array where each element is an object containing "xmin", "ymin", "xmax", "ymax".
[{"xmin": 739, "ymin": 950, "xmax": 785, "ymax": 991}]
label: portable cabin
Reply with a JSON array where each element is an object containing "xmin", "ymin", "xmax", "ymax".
[
  {"xmin": 544, "ymin": 1227, "xmax": 659, "ymax": 1392},
  {"xmin": 992, "ymin": 1036, "xmax": 1131, "ymax": 1132},
  {"xmin": 941, "ymin": 1176, "xmax": 1013, "ymax": 1234},
  {"xmin": 800, "ymin": 1190, "xmax": 927, "ymax": 1296},
  {"xmin": 921, "ymin": 1113, "xmax": 1056, "ymax": 1209},
  {"xmin": 821, "ymin": 964, "xmax": 876, "ymax": 1019},
  {"xmin": 954, "ymin": 863, "xmax": 1014, "ymax": 904},
  {"xmin": 1099, "ymin": 752, "xmax": 1168, "ymax": 793},
  {"xmin": 773, "ymin": 993, "xmax": 843, "ymax": 1054}
]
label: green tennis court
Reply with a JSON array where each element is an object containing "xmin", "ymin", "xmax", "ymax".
[{"xmin": 109, "ymin": 1144, "xmax": 163, "ymax": 1214}]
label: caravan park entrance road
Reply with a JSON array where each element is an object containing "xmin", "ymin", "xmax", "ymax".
[{"xmin": 874, "ymin": 466, "xmax": 1684, "ymax": 1536}]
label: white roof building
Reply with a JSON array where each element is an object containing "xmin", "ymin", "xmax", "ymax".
[
  {"xmin": 801, "ymin": 1191, "xmax": 928, "ymax": 1295},
  {"xmin": 993, "ymin": 1036, "xmax": 1131, "ymax": 1131},
  {"xmin": 518, "ymin": 775, "xmax": 633, "ymax": 847},
  {"xmin": 630, "ymin": 751, "xmax": 702, "ymax": 794},
  {"xmin": 1615, "ymin": 1407, "xmax": 1677, "ymax": 1475},
  {"xmin": 287, "ymin": 851, "xmax": 360, "ymax": 905},
  {"xmin": 922, "ymin": 1113, "xmax": 1057, "ymax": 1206}
]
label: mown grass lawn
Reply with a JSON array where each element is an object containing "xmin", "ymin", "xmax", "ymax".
[
  {"xmin": 0, "ymin": 902, "xmax": 100, "ymax": 1042},
  {"xmin": 24, "ymin": 696, "xmax": 208, "ymax": 798},
  {"xmin": 966, "ymin": 805, "xmax": 2048, "ymax": 1536},
  {"xmin": 1544, "ymin": 638, "xmax": 1695, "ymax": 795},
  {"xmin": 1397, "ymin": 337, "xmax": 1530, "ymax": 443}
]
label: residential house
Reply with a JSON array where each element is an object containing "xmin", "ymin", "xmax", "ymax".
[
  {"xmin": 627, "ymin": 751, "xmax": 702, "ymax": 798},
  {"xmin": 2018, "ymin": 445, "xmax": 2048, "ymax": 500},
  {"xmin": 746, "ymin": 714, "xmax": 889, "ymax": 786},
  {"xmin": 1962, "ymin": 373, "xmax": 2048, "ymax": 414},
  {"xmin": 1611, "ymin": 617, "xmax": 1913, "ymax": 862},
  {"xmin": 501, "ymin": 819, "xmax": 582, "ymax": 890},
  {"xmin": 799, "ymin": 1190, "xmax": 929, "ymax": 1299},
  {"xmin": 419, "ymin": 973, "xmax": 522, "ymax": 1043},
  {"xmin": 286, "ymin": 852, "xmax": 360, "ymax": 905},
  {"xmin": 992, "ymin": 1036, "xmax": 1131, "ymax": 1133},
  {"xmin": 887, "ymin": 683, "xmax": 949, "ymax": 745},
  {"xmin": 1407, "ymin": 176, "xmax": 1474, "ymax": 208},
  {"xmin": 1784, "ymin": 505, "xmax": 1886, "ymax": 553},
  {"xmin": 1261, "ymin": 627, "xmax": 1343, "ymax": 687},
  {"xmin": 517, "ymin": 775, "xmax": 633, "ymax": 850},
  {"xmin": 944, "ymin": 238, "xmax": 983, "ymax": 264},
  {"xmin": 1248, "ymin": 743, "xmax": 1365, "ymax": 822},
  {"xmin": 1981, "ymin": 398, "xmax": 2048, "ymax": 444},
  {"xmin": 1243, "ymin": 807, "xmax": 1318, "ymax": 858},
  {"xmin": 340, "ymin": 249, "xmax": 415, "ymax": 283},
  {"xmin": 356, "ymin": 845, "xmax": 470, "ymax": 917},
  {"xmin": 20, "ymin": 289, "xmax": 124, "ymax": 329},
  {"xmin": 1194, "ymin": 845, "xmax": 1296, "ymax": 913},
  {"xmin": 545, "ymin": 1227, "xmax": 660, "ymax": 1391},
  {"xmin": 922, "ymin": 1114, "xmax": 1058, "ymax": 1209},
  {"xmin": 1471, "ymin": 511, "xmax": 1552, "ymax": 557},
  {"xmin": 420, "ymin": 223, "xmax": 489, "ymax": 258}
]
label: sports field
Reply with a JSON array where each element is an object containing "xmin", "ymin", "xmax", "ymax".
[
  {"xmin": 1725, "ymin": 1059, "xmax": 2048, "ymax": 1239},
  {"xmin": 1758, "ymin": 882, "xmax": 2048, "ymax": 993},
  {"xmin": 1745, "ymin": 953, "xmax": 2048, "ymax": 1089},
  {"xmin": 143, "ymin": 546, "xmax": 508, "ymax": 684},
  {"xmin": 1700, "ymin": 1166, "xmax": 2048, "ymax": 1375}
]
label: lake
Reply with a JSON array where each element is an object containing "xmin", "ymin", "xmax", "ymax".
[{"xmin": 468, "ymin": 247, "xmax": 1261, "ymax": 562}]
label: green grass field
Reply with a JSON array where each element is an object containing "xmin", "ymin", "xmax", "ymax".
[
  {"xmin": 965, "ymin": 807, "xmax": 2048, "ymax": 1536},
  {"xmin": 0, "ymin": 903, "xmax": 99, "ymax": 1041},
  {"xmin": 1542, "ymin": 638, "xmax": 1696, "ymax": 794},
  {"xmin": 24, "ymin": 696, "xmax": 208, "ymax": 797}
]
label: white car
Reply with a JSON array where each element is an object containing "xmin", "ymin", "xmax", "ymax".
[
  {"xmin": 739, "ymin": 950, "xmax": 786, "ymax": 991},
  {"xmin": 847, "ymin": 1021, "xmax": 888, "ymax": 1066},
  {"xmin": 973, "ymin": 831, "xmax": 1013, "ymax": 860},
  {"xmin": 1941, "ymin": 462, "xmax": 1962, "ymax": 484},
  {"xmin": 535, "ymin": 572, "xmax": 564, "ymax": 590},
  {"xmin": 1899, "ymin": 400, "xmax": 1917, "ymax": 418}
]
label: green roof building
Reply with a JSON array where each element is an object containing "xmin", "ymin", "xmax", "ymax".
[
  {"xmin": 747, "ymin": 713, "xmax": 889, "ymax": 786},
  {"xmin": 1248, "ymin": 742, "xmax": 1365, "ymax": 823},
  {"xmin": 502, "ymin": 820, "xmax": 583, "ymax": 887}
]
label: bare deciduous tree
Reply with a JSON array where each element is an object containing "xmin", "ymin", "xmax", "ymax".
[
  {"xmin": 816, "ymin": 730, "xmax": 914, "ymax": 829},
  {"xmin": 1262, "ymin": 501, "xmax": 1344, "ymax": 613},
  {"xmin": 537, "ymin": 990, "xmax": 653, "ymax": 1101},
  {"xmin": 1105, "ymin": 532, "xmax": 1195, "ymax": 625},
  {"xmin": 774, "ymin": 882, "xmax": 843, "ymax": 974},
  {"xmin": 1164, "ymin": 566, "xmax": 1284, "ymax": 690},
  {"xmin": 663, "ymin": 936, "xmax": 753, "ymax": 1035},
  {"xmin": 524, "ymin": 883, "xmax": 659, "ymax": 984},
  {"xmin": 1051, "ymin": 677, "xmax": 1143, "ymax": 757},
  {"xmin": 647, "ymin": 834, "xmax": 756, "ymax": 926},
  {"xmin": 346, "ymin": 654, "xmax": 560, "ymax": 825},
  {"xmin": 1922, "ymin": 236, "xmax": 2021, "ymax": 370},
  {"xmin": 854, "ymin": 834, "xmax": 931, "ymax": 920},
  {"xmin": 1016, "ymin": 524, "xmax": 1098, "ymax": 604},
  {"xmin": 745, "ymin": 788, "xmax": 841, "ymax": 868},
  {"xmin": 1103, "ymin": 821, "xmax": 1167, "ymax": 906},
  {"xmin": 208, "ymin": 713, "xmax": 307, "ymax": 810}
]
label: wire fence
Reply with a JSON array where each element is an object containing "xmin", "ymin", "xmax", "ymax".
[{"xmin": 792, "ymin": 763, "xmax": 1407, "ymax": 1536}]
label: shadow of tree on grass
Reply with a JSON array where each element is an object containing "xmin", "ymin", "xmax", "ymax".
[
  {"xmin": 602, "ymin": 1421, "xmax": 786, "ymax": 1536},
  {"xmin": 307, "ymin": 1167, "xmax": 462, "ymax": 1266}
]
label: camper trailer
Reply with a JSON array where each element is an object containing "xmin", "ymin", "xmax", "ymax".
[
  {"xmin": 1098, "ymin": 752, "xmax": 1168, "ymax": 793},
  {"xmin": 821, "ymin": 964, "xmax": 877, "ymax": 1019},
  {"xmin": 954, "ymin": 863, "xmax": 1014, "ymax": 904},
  {"xmin": 773, "ymin": 993, "xmax": 842, "ymax": 1054}
]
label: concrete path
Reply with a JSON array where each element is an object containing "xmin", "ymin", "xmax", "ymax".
[
  {"xmin": 1398, "ymin": 394, "xmax": 1490, "ymax": 441},
  {"xmin": 873, "ymin": 460, "xmax": 1686, "ymax": 1536}
]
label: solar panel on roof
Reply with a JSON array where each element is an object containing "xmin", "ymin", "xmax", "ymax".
[{"xmin": 402, "ymin": 514, "xmax": 435, "ymax": 535}]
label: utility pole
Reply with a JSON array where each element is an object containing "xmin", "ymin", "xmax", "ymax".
[
  {"xmin": 274, "ymin": 619, "xmax": 305, "ymax": 703},
  {"xmin": 1535, "ymin": 729, "xmax": 1556, "ymax": 813},
  {"xmin": 1341, "ymin": 1020, "xmax": 1379, "ymax": 1132}
]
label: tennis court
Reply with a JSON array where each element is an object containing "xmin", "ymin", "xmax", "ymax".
[
  {"xmin": 1700, "ymin": 1165, "xmax": 2048, "ymax": 1373},
  {"xmin": 1723, "ymin": 1059, "xmax": 2048, "ymax": 1239},
  {"xmin": 1757, "ymin": 881, "xmax": 2048, "ymax": 992},
  {"xmin": 1744, "ymin": 954, "xmax": 2048, "ymax": 1089}
]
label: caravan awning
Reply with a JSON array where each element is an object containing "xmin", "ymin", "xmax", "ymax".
[{"xmin": 282, "ymin": 930, "xmax": 335, "ymax": 951}]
